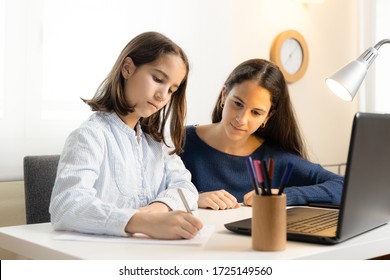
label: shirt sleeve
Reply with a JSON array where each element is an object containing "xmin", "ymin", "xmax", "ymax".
[
  {"xmin": 49, "ymin": 125, "xmax": 134, "ymax": 237},
  {"xmin": 152, "ymin": 144, "xmax": 199, "ymax": 211}
]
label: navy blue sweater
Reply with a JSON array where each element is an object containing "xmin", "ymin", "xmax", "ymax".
[{"xmin": 180, "ymin": 126, "xmax": 343, "ymax": 206}]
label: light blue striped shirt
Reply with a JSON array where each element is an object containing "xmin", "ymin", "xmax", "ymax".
[{"xmin": 49, "ymin": 112, "xmax": 198, "ymax": 236}]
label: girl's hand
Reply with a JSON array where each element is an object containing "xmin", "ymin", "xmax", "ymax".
[
  {"xmin": 243, "ymin": 190, "xmax": 256, "ymax": 206},
  {"xmin": 126, "ymin": 211, "xmax": 203, "ymax": 240},
  {"xmin": 198, "ymin": 190, "xmax": 240, "ymax": 210}
]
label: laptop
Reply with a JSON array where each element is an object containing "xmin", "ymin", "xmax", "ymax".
[{"xmin": 225, "ymin": 112, "xmax": 390, "ymax": 244}]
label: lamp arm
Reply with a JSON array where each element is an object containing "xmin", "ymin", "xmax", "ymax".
[
  {"xmin": 374, "ymin": 39, "xmax": 390, "ymax": 50},
  {"xmin": 361, "ymin": 39, "xmax": 390, "ymax": 69},
  {"xmin": 326, "ymin": 38, "xmax": 390, "ymax": 101}
]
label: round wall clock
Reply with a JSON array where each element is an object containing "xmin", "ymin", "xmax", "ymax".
[{"xmin": 270, "ymin": 30, "xmax": 309, "ymax": 83}]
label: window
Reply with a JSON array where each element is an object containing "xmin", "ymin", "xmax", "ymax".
[
  {"xmin": 373, "ymin": 0, "xmax": 390, "ymax": 113},
  {"xmin": 361, "ymin": 0, "xmax": 390, "ymax": 113},
  {"xmin": 0, "ymin": 0, "xmax": 233, "ymax": 181},
  {"xmin": 1, "ymin": 0, "xmax": 130, "ymax": 180},
  {"xmin": 0, "ymin": 0, "xmax": 154, "ymax": 180},
  {"xmin": 41, "ymin": 0, "xmax": 131, "ymax": 121}
]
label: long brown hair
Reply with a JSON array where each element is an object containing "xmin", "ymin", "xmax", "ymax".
[
  {"xmin": 211, "ymin": 58, "xmax": 308, "ymax": 159},
  {"xmin": 83, "ymin": 32, "xmax": 189, "ymax": 154}
]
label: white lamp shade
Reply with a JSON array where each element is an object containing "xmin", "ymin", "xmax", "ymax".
[{"xmin": 325, "ymin": 60, "xmax": 368, "ymax": 101}]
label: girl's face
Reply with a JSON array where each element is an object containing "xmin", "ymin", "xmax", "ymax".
[
  {"xmin": 221, "ymin": 80, "xmax": 272, "ymax": 141},
  {"xmin": 120, "ymin": 54, "xmax": 186, "ymax": 127}
]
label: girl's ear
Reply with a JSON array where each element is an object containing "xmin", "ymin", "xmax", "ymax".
[
  {"xmin": 220, "ymin": 85, "xmax": 228, "ymax": 105},
  {"xmin": 121, "ymin": 57, "xmax": 136, "ymax": 79},
  {"xmin": 264, "ymin": 110, "xmax": 275, "ymax": 126}
]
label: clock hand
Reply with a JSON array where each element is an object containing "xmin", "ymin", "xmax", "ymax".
[
  {"xmin": 287, "ymin": 45, "xmax": 300, "ymax": 60},
  {"xmin": 284, "ymin": 44, "xmax": 301, "ymax": 67}
]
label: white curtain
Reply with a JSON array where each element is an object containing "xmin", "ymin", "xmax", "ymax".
[
  {"xmin": 360, "ymin": 0, "xmax": 390, "ymax": 113},
  {"xmin": 0, "ymin": 0, "xmax": 233, "ymax": 181}
]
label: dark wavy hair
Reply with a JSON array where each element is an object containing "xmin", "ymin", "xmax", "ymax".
[
  {"xmin": 211, "ymin": 58, "xmax": 308, "ymax": 159},
  {"xmin": 83, "ymin": 32, "xmax": 189, "ymax": 155}
]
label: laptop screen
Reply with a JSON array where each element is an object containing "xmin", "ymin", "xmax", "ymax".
[{"xmin": 336, "ymin": 112, "xmax": 390, "ymax": 241}]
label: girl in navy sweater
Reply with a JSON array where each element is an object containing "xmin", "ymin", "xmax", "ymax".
[{"xmin": 180, "ymin": 59, "xmax": 343, "ymax": 210}]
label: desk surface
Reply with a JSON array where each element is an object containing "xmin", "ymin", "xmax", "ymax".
[{"xmin": 1, "ymin": 206, "xmax": 390, "ymax": 260}]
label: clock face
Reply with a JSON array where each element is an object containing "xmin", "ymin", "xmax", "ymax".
[
  {"xmin": 281, "ymin": 38, "xmax": 303, "ymax": 75},
  {"xmin": 270, "ymin": 30, "xmax": 309, "ymax": 84}
]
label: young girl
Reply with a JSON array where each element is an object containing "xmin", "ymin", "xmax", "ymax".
[
  {"xmin": 180, "ymin": 58, "xmax": 343, "ymax": 210},
  {"xmin": 49, "ymin": 32, "xmax": 203, "ymax": 239}
]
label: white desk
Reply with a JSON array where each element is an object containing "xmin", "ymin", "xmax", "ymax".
[{"xmin": 1, "ymin": 206, "xmax": 390, "ymax": 260}]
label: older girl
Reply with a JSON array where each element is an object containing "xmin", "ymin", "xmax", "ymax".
[{"xmin": 181, "ymin": 58, "xmax": 343, "ymax": 210}]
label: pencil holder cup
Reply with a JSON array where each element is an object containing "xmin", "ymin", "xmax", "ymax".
[{"xmin": 252, "ymin": 194, "xmax": 286, "ymax": 251}]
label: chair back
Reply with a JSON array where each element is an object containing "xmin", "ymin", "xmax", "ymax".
[{"xmin": 23, "ymin": 155, "xmax": 60, "ymax": 224}]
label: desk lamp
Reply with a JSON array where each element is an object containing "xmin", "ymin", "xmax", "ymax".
[{"xmin": 326, "ymin": 39, "xmax": 390, "ymax": 101}]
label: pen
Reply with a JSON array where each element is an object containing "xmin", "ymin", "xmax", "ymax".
[
  {"xmin": 260, "ymin": 160, "xmax": 272, "ymax": 195},
  {"xmin": 246, "ymin": 157, "xmax": 260, "ymax": 195},
  {"xmin": 177, "ymin": 188, "xmax": 192, "ymax": 214},
  {"xmin": 277, "ymin": 162, "xmax": 294, "ymax": 195},
  {"xmin": 268, "ymin": 158, "xmax": 275, "ymax": 187},
  {"xmin": 253, "ymin": 160, "xmax": 266, "ymax": 195}
]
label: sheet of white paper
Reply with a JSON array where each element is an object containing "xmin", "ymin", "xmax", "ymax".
[{"xmin": 54, "ymin": 225, "xmax": 214, "ymax": 246}]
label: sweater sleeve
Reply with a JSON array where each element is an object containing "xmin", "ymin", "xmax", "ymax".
[{"xmin": 274, "ymin": 154, "xmax": 343, "ymax": 206}]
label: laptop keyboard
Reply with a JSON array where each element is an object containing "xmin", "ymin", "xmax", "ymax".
[{"xmin": 287, "ymin": 210, "xmax": 338, "ymax": 234}]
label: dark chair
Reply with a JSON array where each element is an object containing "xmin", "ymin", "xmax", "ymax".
[{"xmin": 23, "ymin": 155, "xmax": 60, "ymax": 224}]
